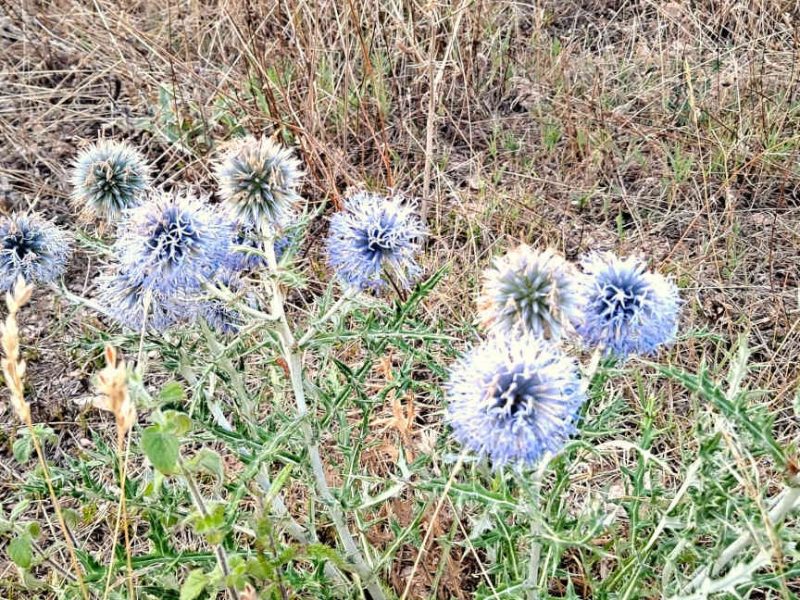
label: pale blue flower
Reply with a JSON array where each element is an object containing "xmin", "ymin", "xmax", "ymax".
[
  {"xmin": 114, "ymin": 190, "xmax": 231, "ymax": 295},
  {"xmin": 326, "ymin": 192, "xmax": 425, "ymax": 291},
  {"xmin": 446, "ymin": 335, "xmax": 585, "ymax": 469},
  {"xmin": 478, "ymin": 245, "xmax": 583, "ymax": 339},
  {"xmin": 94, "ymin": 269, "xmax": 181, "ymax": 332},
  {"xmin": 0, "ymin": 213, "xmax": 71, "ymax": 290},
  {"xmin": 577, "ymin": 252, "xmax": 680, "ymax": 358},
  {"xmin": 214, "ymin": 136, "xmax": 303, "ymax": 228},
  {"xmin": 71, "ymin": 140, "xmax": 151, "ymax": 221}
]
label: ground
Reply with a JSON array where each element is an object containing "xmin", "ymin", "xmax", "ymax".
[{"xmin": 0, "ymin": 1, "xmax": 799, "ymax": 598}]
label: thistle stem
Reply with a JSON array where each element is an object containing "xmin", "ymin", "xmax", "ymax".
[
  {"xmin": 262, "ymin": 239, "xmax": 385, "ymax": 600},
  {"xmin": 681, "ymin": 482, "xmax": 800, "ymax": 595},
  {"xmin": 179, "ymin": 456, "xmax": 237, "ymax": 599},
  {"xmin": 297, "ymin": 289, "xmax": 356, "ymax": 348}
]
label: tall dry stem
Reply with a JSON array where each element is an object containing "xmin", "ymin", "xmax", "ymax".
[
  {"xmin": 94, "ymin": 345, "xmax": 136, "ymax": 600},
  {"xmin": 1, "ymin": 277, "xmax": 89, "ymax": 600}
]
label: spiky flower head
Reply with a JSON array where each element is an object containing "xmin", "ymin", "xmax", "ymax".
[
  {"xmin": 326, "ymin": 192, "xmax": 425, "ymax": 291},
  {"xmin": 446, "ymin": 335, "xmax": 585, "ymax": 469},
  {"xmin": 94, "ymin": 269, "xmax": 181, "ymax": 333},
  {"xmin": 0, "ymin": 213, "xmax": 71, "ymax": 290},
  {"xmin": 478, "ymin": 245, "xmax": 582, "ymax": 339},
  {"xmin": 114, "ymin": 190, "xmax": 232, "ymax": 295},
  {"xmin": 214, "ymin": 136, "xmax": 303, "ymax": 228},
  {"xmin": 70, "ymin": 140, "xmax": 151, "ymax": 221},
  {"xmin": 577, "ymin": 252, "xmax": 680, "ymax": 358}
]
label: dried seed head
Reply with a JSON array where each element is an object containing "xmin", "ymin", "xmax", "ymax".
[
  {"xmin": 1, "ymin": 277, "xmax": 33, "ymax": 423},
  {"xmin": 94, "ymin": 345, "xmax": 136, "ymax": 438}
]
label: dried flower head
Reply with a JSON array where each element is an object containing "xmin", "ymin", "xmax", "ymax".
[
  {"xmin": 577, "ymin": 252, "xmax": 680, "ymax": 358},
  {"xmin": 446, "ymin": 335, "xmax": 585, "ymax": 469},
  {"xmin": 114, "ymin": 190, "xmax": 231, "ymax": 294},
  {"xmin": 214, "ymin": 136, "xmax": 303, "ymax": 228},
  {"xmin": 478, "ymin": 245, "xmax": 583, "ymax": 339},
  {"xmin": 0, "ymin": 213, "xmax": 71, "ymax": 291},
  {"xmin": 71, "ymin": 140, "xmax": 151, "ymax": 221},
  {"xmin": 326, "ymin": 192, "xmax": 426, "ymax": 291}
]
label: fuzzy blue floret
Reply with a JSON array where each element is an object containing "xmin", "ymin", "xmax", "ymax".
[
  {"xmin": 95, "ymin": 269, "xmax": 182, "ymax": 332},
  {"xmin": 0, "ymin": 213, "xmax": 71, "ymax": 290},
  {"xmin": 478, "ymin": 245, "xmax": 583, "ymax": 339},
  {"xmin": 446, "ymin": 335, "xmax": 585, "ymax": 469},
  {"xmin": 224, "ymin": 217, "xmax": 294, "ymax": 273},
  {"xmin": 326, "ymin": 192, "xmax": 425, "ymax": 291},
  {"xmin": 70, "ymin": 140, "xmax": 151, "ymax": 221},
  {"xmin": 214, "ymin": 136, "xmax": 303, "ymax": 229},
  {"xmin": 577, "ymin": 252, "xmax": 680, "ymax": 358},
  {"xmin": 114, "ymin": 190, "xmax": 232, "ymax": 295}
]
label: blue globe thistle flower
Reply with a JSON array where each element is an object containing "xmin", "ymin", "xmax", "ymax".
[
  {"xmin": 478, "ymin": 245, "xmax": 583, "ymax": 339},
  {"xmin": 214, "ymin": 136, "xmax": 303, "ymax": 228},
  {"xmin": 94, "ymin": 269, "xmax": 182, "ymax": 332},
  {"xmin": 70, "ymin": 140, "xmax": 151, "ymax": 221},
  {"xmin": 446, "ymin": 335, "xmax": 585, "ymax": 469},
  {"xmin": 326, "ymin": 192, "xmax": 425, "ymax": 291},
  {"xmin": 0, "ymin": 213, "xmax": 71, "ymax": 290},
  {"xmin": 114, "ymin": 190, "xmax": 232, "ymax": 295},
  {"xmin": 577, "ymin": 252, "xmax": 680, "ymax": 358}
]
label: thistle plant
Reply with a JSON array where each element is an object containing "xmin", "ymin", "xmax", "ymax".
[
  {"xmin": 214, "ymin": 135, "xmax": 303, "ymax": 228},
  {"xmin": 94, "ymin": 268, "xmax": 181, "ymax": 332},
  {"xmin": 70, "ymin": 139, "xmax": 151, "ymax": 221},
  {"xmin": 478, "ymin": 244, "xmax": 583, "ymax": 339},
  {"xmin": 0, "ymin": 213, "xmax": 71, "ymax": 291},
  {"xmin": 326, "ymin": 191, "xmax": 426, "ymax": 291},
  {"xmin": 577, "ymin": 251, "xmax": 680, "ymax": 358},
  {"xmin": 446, "ymin": 334, "xmax": 586, "ymax": 468},
  {"xmin": 114, "ymin": 189, "xmax": 231, "ymax": 295},
  {"xmin": 32, "ymin": 135, "xmax": 797, "ymax": 600}
]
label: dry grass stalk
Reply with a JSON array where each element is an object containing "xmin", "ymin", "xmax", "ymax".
[
  {"xmin": 0, "ymin": 277, "xmax": 89, "ymax": 600},
  {"xmin": 94, "ymin": 345, "xmax": 136, "ymax": 600}
]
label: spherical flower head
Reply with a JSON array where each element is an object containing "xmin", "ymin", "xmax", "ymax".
[
  {"xmin": 577, "ymin": 252, "xmax": 680, "ymax": 358},
  {"xmin": 446, "ymin": 335, "xmax": 586, "ymax": 469},
  {"xmin": 0, "ymin": 213, "xmax": 71, "ymax": 290},
  {"xmin": 214, "ymin": 136, "xmax": 303, "ymax": 228},
  {"xmin": 478, "ymin": 245, "xmax": 582, "ymax": 339},
  {"xmin": 70, "ymin": 140, "xmax": 151, "ymax": 221},
  {"xmin": 326, "ymin": 192, "xmax": 426, "ymax": 291},
  {"xmin": 95, "ymin": 269, "xmax": 181, "ymax": 332},
  {"xmin": 114, "ymin": 190, "xmax": 232, "ymax": 295}
]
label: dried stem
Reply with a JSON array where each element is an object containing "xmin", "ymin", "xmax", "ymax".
[
  {"xmin": 1, "ymin": 278, "xmax": 89, "ymax": 600},
  {"xmin": 95, "ymin": 346, "xmax": 136, "ymax": 600}
]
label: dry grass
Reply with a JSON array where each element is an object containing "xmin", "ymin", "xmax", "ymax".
[{"xmin": 1, "ymin": 0, "xmax": 800, "ymax": 597}]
